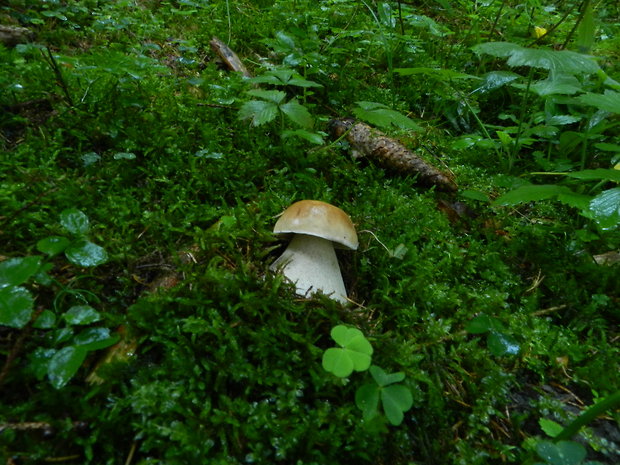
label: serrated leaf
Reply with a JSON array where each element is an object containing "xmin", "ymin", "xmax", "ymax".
[
  {"xmin": 472, "ymin": 71, "xmax": 521, "ymax": 94},
  {"xmin": 246, "ymin": 89, "xmax": 286, "ymax": 104},
  {"xmin": 473, "ymin": 42, "xmax": 599, "ymax": 75},
  {"xmin": 47, "ymin": 345, "xmax": 87, "ymax": 389},
  {"xmin": 589, "ymin": 188, "xmax": 620, "ymax": 229},
  {"xmin": 369, "ymin": 365, "xmax": 405, "ymax": 387},
  {"xmin": 0, "ymin": 286, "xmax": 34, "ymax": 328},
  {"xmin": 355, "ymin": 383, "xmax": 381, "ymax": 421},
  {"xmin": 381, "ymin": 384, "xmax": 414, "ymax": 425},
  {"xmin": 280, "ymin": 99, "xmax": 313, "ymax": 128},
  {"xmin": 566, "ymin": 169, "xmax": 620, "ymax": 183},
  {"xmin": 575, "ymin": 91, "xmax": 620, "ymax": 114},
  {"xmin": 37, "ymin": 236, "xmax": 71, "ymax": 256},
  {"xmin": 64, "ymin": 305, "xmax": 101, "ymax": 325},
  {"xmin": 536, "ymin": 440, "xmax": 587, "ymax": 465},
  {"xmin": 493, "ymin": 184, "xmax": 572, "ymax": 206},
  {"xmin": 60, "ymin": 208, "xmax": 90, "ymax": 235},
  {"xmin": 238, "ymin": 100, "xmax": 279, "ymax": 126},
  {"xmin": 353, "ymin": 101, "xmax": 421, "ymax": 130},
  {"xmin": 65, "ymin": 240, "xmax": 108, "ymax": 267},
  {"xmin": 0, "ymin": 256, "xmax": 41, "ymax": 289},
  {"xmin": 487, "ymin": 330, "xmax": 520, "ymax": 356}
]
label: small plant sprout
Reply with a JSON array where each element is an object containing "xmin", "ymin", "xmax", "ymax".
[
  {"xmin": 270, "ymin": 200, "xmax": 358, "ymax": 304},
  {"xmin": 355, "ymin": 366, "xmax": 414, "ymax": 426},
  {"xmin": 322, "ymin": 325, "xmax": 373, "ymax": 377}
]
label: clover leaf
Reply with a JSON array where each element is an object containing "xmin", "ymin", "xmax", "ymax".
[{"xmin": 322, "ymin": 325, "xmax": 373, "ymax": 377}]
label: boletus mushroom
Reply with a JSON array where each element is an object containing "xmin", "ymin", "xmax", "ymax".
[{"xmin": 270, "ymin": 200, "xmax": 358, "ymax": 304}]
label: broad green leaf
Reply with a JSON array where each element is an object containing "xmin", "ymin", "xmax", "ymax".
[
  {"xmin": 381, "ymin": 384, "xmax": 414, "ymax": 425},
  {"xmin": 473, "ymin": 42, "xmax": 599, "ymax": 75},
  {"xmin": 0, "ymin": 286, "xmax": 34, "ymax": 328},
  {"xmin": 37, "ymin": 236, "xmax": 71, "ymax": 256},
  {"xmin": 64, "ymin": 305, "xmax": 101, "ymax": 325},
  {"xmin": 280, "ymin": 99, "xmax": 313, "ymax": 128},
  {"xmin": 406, "ymin": 14, "xmax": 452, "ymax": 36},
  {"xmin": 576, "ymin": 4, "xmax": 595, "ymax": 54},
  {"xmin": 73, "ymin": 327, "xmax": 119, "ymax": 351},
  {"xmin": 395, "ymin": 67, "xmax": 476, "ymax": 80},
  {"xmin": 250, "ymin": 69, "xmax": 322, "ymax": 88},
  {"xmin": 322, "ymin": 347, "xmax": 355, "ymax": 377},
  {"xmin": 355, "ymin": 383, "xmax": 381, "ymax": 421},
  {"xmin": 60, "ymin": 208, "xmax": 90, "ymax": 235},
  {"xmin": 493, "ymin": 184, "xmax": 572, "ymax": 206},
  {"xmin": 594, "ymin": 143, "xmax": 620, "ymax": 152},
  {"xmin": 282, "ymin": 129, "xmax": 324, "ymax": 145},
  {"xmin": 566, "ymin": 169, "xmax": 620, "ymax": 183},
  {"xmin": 0, "ymin": 256, "xmax": 41, "ymax": 289},
  {"xmin": 487, "ymin": 330, "xmax": 520, "ymax": 356},
  {"xmin": 47, "ymin": 345, "xmax": 87, "ymax": 389},
  {"xmin": 472, "ymin": 71, "xmax": 520, "ymax": 94},
  {"xmin": 353, "ymin": 102, "xmax": 421, "ymax": 130},
  {"xmin": 575, "ymin": 91, "xmax": 620, "ymax": 114},
  {"xmin": 536, "ymin": 440, "xmax": 586, "ymax": 465},
  {"xmin": 589, "ymin": 188, "xmax": 620, "ymax": 230},
  {"xmin": 65, "ymin": 240, "xmax": 108, "ymax": 267},
  {"xmin": 531, "ymin": 75, "xmax": 583, "ymax": 96},
  {"xmin": 556, "ymin": 192, "xmax": 592, "ymax": 211},
  {"xmin": 369, "ymin": 365, "xmax": 405, "ymax": 387},
  {"xmin": 330, "ymin": 326, "xmax": 373, "ymax": 355},
  {"xmin": 460, "ymin": 189, "xmax": 490, "ymax": 202},
  {"xmin": 113, "ymin": 152, "xmax": 136, "ymax": 160},
  {"xmin": 539, "ymin": 418, "xmax": 564, "ymax": 438},
  {"xmin": 246, "ymin": 89, "xmax": 286, "ymax": 104},
  {"xmin": 466, "ymin": 314, "xmax": 503, "ymax": 334},
  {"xmin": 238, "ymin": 100, "xmax": 279, "ymax": 126},
  {"xmin": 33, "ymin": 309, "xmax": 57, "ymax": 329}
]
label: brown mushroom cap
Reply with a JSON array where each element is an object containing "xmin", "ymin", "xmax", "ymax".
[{"xmin": 273, "ymin": 200, "xmax": 358, "ymax": 250}]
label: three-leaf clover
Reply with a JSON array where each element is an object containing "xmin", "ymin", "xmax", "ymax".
[
  {"xmin": 355, "ymin": 365, "xmax": 414, "ymax": 426},
  {"xmin": 322, "ymin": 325, "xmax": 373, "ymax": 377},
  {"xmin": 238, "ymin": 89, "xmax": 313, "ymax": 128},
  {"xmin": 466, "ymin": 313, "xmax": 520, "ymax": 356}
]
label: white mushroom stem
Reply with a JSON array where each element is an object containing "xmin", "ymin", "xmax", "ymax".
[{"xmin": 270, "ymin": 234, "xmax": 348, "ymax": 304}]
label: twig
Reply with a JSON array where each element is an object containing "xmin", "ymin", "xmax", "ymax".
[
  {"xmin": 41, "ymin": 47, "xmax": 74, "ymax": 107},
  {"xmin": 531, "ymin": 304, "xmax": 567, "ymax": 316}
]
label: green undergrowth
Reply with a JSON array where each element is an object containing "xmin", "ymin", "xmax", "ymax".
[{"xmin": 1, "ymin": 0, "xmax": 619, "ymax": 464}]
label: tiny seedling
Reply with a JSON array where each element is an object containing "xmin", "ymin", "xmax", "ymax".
[{"xmin": 322, "ymin": 325, "xmax": 373, "ymax": 377}]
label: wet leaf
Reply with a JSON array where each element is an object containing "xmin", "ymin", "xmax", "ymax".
[
  {"xmin": 60, "ymin": 208, "xmax": 90, "ymax": 236},
  {"xmin": 536, "ymin": 440, "xmax": 586, "ymax": 465},
  {"xmin": 0, "ymin": 286, "xmax": 34, "ymax": 328},
  {"xmin": 64, "ymin": 305, "xmax": 101, "ymax": 325},
  {"xmin": 65, "ymin": 240, "xmax": 108, "ymax": 267},
  {"xmin": 589, "ymin": 188, "xmax": 620, "ymax": 230},
  {"xmin": 487, "ymin": 330, "xmax": 520, "ymax": 356},
  {"xmin": 73, "ymin": 327, "xmax": 119, "ymax": 351},
  {"xmin": 0, "ymin": 256, "xmax": 41, "ymax": 289},
  {"xmin": 37, "ymin": 236, "xmax": 71, "ymax": 256},
  {"xmin": 47, "ymin": 345, "xmax": 87, "ymax": 389}
]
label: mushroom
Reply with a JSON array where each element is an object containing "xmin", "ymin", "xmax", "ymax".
[{"xmin": 270, "ymin": 200, "xmax": 358, "ymax": 304}]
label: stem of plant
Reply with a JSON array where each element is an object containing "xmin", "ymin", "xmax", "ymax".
[
  {"xmin": 510, "ymin": 67, "xmax": 535, "ymax": 172},
  {"xmin": 555, "ymin": 390, "xmax": 620, "ymax": 441}
]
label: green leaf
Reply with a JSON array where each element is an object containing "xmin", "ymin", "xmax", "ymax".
[
  {"xmin": 60, "ymin": 208, "xmax": 90, "ymax": 235},
  {"xmin": 0, "ymin": 256, "xmax": 41, "ymax": 289},
  {"xmin": 65, "ymin": 240, "xmax": 108, "ymax": 267},
  {"xmin": 473, "ymin": 42, "xmax": 599, "ymax": 75},
  {"xmin": 589, "ymin": 188, "xmax": 620, "ymax": 230},
  {"xmin": 369, "ymin": 365, "xmax": 405, "ymax": 387},
  {"xmin": 466, "ymin": 314, "xmax": 503, "ymax": 334},
  {"xmin": 531, "ymin": 75, "xmax": 583, "ymax": 96},
  {"xmin": 493, "ymin": 184, "xmax": 573, "ymax": 206},
  {"xmin": 47, "ymin": 345, "xmax": 87, "ymax": 389},
  {"xmin": 487, "ymin": 330, "xmax": 520, "ymax": 356},
  {"xmin": 282, "ymin": 129, "xmax": 325, "ymax": 145},
  {"xmin": 280, "ymin": 99, "xmax": 313, "ymax": 128},
  {"xmin": 460, "ymin": 189, "xmax": 490, "ymax": 202},
  {"xmin": 536, "ymin": 440, "xmax": 587, "ymax": 465},
  {"xmin": 33, "ymin": 310, "xmax": 57, "ymax": 329},
  {"xmin": 576, "ymin": 4, "xmax": 595, "ymax": 54},
  {"xmin": 238, "ymin": 100, "xmax": 279, "ymax": 126},
  {"xmin": 322, "ymin": 326, "xmax": 373, "ymax": 377},
  {"xmin": 355, "ymin": 383, "xmax": 381, "ymax": 421},
  {"xmin": 0, "ymin": 286, "xmax": 34, "ymax": 328},
  {"xmin": 353, "ymin": 101, "xmax": 421, "ymax": 130},
  {"xmin": 250, "ymin": 69, "xmax": 322, "ymax": 88},
  {"xmin": 64, "ymin": 305, "xmax": 101, "ymax": 325},
  {"xmin": 381, "ymin": 384, "xmax": 414, "ymax": 426},
  {"xmin": 37, "ymin": 236, "xmax": 71, "ymax": 256},
  {"xmin": 575, "ymin": 91, "xmax": 620, "ymax": 114},
  {"xmin": 472, "ymin": 71, "xmax": 520, "ymax": 94},
  {"xmin": 73, "ymin": 327, "xmax": 119, "ymax": 351},
  {"xmin": 566, "ymin": 169, "xmax": 620, "ymax": 183},
  {"xmin": 539, "ymin": 418, "xmax": 564, "ymax": 438},
  {"xmin": 395, "ymin": 67, "xmax": 476, "ymax": 80},
  {"xmin": 246, "ymin": 89, "xmax": 286, "ymax": 104},
  {"xmin": 113, "ymin": 152, "xmax": 136, "ymax": 160}
]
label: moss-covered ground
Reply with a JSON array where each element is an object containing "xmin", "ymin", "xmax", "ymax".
[{"xmin": 1, "ymin": 1, "xmax": 619, "ymax": 464}]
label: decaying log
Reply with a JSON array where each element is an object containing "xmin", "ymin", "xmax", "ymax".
[
  {"xmin": 329, "ymin": 118, "xmax": 458, "ymax": 192},
  {"xmin": 0, "ymin": 25, "xmax": 33, "ymax": 47},
  {"xmin": 209, "ymin": 36, "xmax": 252, "ymax": 78}
]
